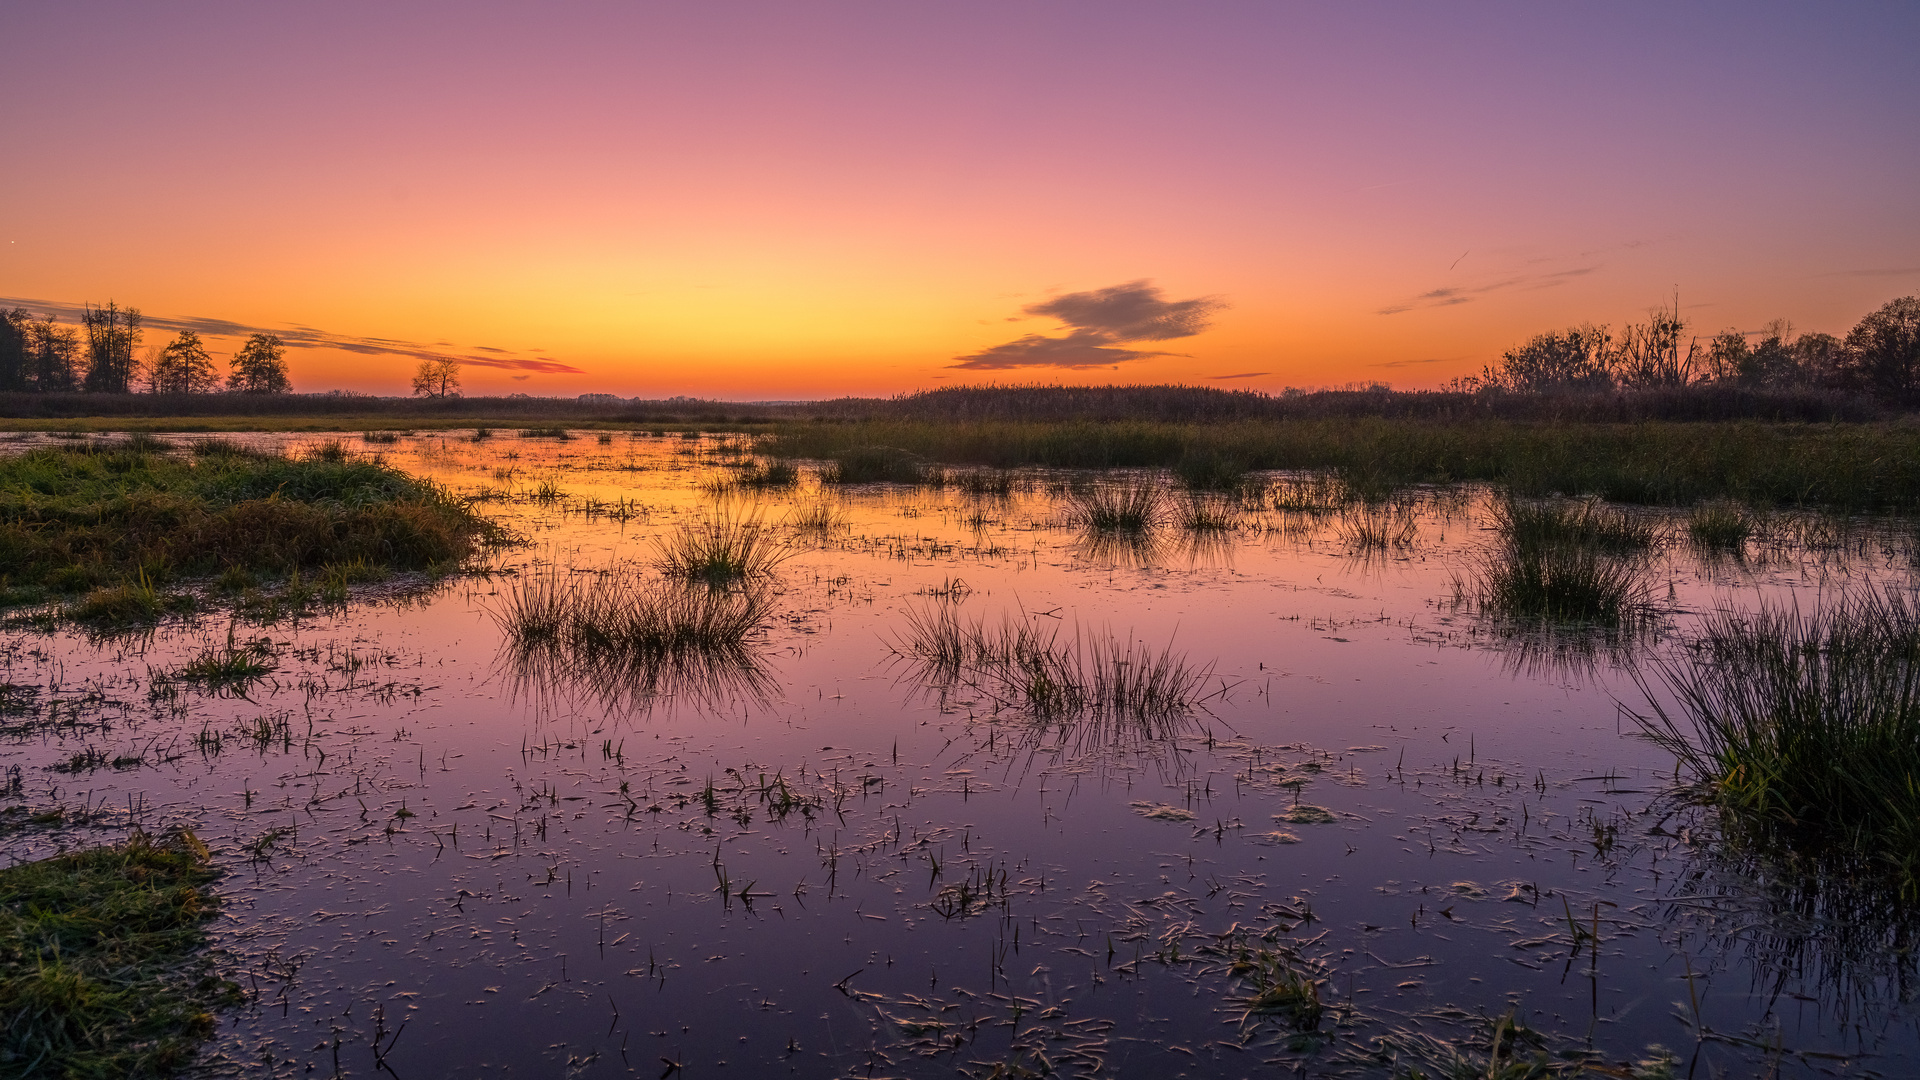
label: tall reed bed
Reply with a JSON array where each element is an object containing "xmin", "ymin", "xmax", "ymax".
[
  {"xmin": 765, "ymin": 417, "xmax": 1920, "ymax": 510},
  {"xmin": 1633, "ymin": 587, "xmax": 1920, "ymax": 888},
  {"xmin": 891, "ymin": 604, "xmax": 1217, "ymax": 723}
]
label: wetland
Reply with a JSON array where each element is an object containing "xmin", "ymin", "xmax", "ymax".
[{"xmin": 3, "ymin": 426, "xmax": 1919, "ymax": 1078}]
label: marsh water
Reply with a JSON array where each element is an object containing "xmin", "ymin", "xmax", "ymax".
[{"xmin": 5, "ymin": 430, "xmax": 1919, "ymax": 1078}]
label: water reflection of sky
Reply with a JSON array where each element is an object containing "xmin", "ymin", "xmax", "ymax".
[{"xmin": 3, "ymin": 429, "xmax": 1917, "ymax": 1077}]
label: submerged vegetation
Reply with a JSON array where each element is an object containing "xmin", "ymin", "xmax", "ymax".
[
  {"xmin": 1635, "ymin": 587, "xmax": 1920, "ymax": 889},
  {"xmin": 0, "ymin": 439, "xmax": 501, "ymax": 623},
  {"xmin": 0, "ymin": 829, "xmax": 236, "ymax": 1077}
]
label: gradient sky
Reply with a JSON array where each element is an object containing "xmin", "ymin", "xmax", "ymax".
[{"xmin": 3, "ymin": 2, "xmax": 1917, "ymax": 398}]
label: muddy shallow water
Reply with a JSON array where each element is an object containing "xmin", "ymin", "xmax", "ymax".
[{"xmin": 5, "ymin": 430, "xmax": 1918, "ymax": 1077}]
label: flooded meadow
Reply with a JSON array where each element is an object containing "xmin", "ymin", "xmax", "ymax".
[{"xmin": 5, "ymin": 429, "xmax": 1919, "ymax": 1078}]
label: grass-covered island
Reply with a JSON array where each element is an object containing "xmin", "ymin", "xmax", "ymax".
[
  {"xmin": 0, "ymin": 436, "xmax": 502, "ymax": 626},
  {"xmin": 0, "ymin": 829, "xmax": 236, "ymax": 1078}
]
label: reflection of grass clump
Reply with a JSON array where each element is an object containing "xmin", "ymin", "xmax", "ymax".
[
  {"xmin": 1065, "ymin": 477, "xmax": 1169, "ymax": 533},
  {"xmin": 1177, "ymin": 494, "xmax": 1237, "ymax": 533},
  {"xmin": 653, "ymin": 513, "xmax": 789, "ymax": 586},
  {"xmin": 0, "ymin": 829, "xmax": 237, "ymax": 1077},
  {"xmin": 893, "ymin": 604, "xmax": 1214, "ymax": 722},
  {"xmin": 0, "ymin": 442, "xmax": 501, "ymax": 626},
  {"xmin": 1335, "ymin": 503, "xmax": 1417, "ymax": 549},
  {"xmin": 1687, "ymin": 501, "xmax": 1753, "ymax": 550},
  {"xmin": 1635, "ymin": 587, "xmax": 1920, "ymax": 888}
]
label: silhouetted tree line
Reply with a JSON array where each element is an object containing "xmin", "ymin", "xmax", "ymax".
[
  {"xmin": 1457, "ymin": 296, "xmax": 1920, "ymax": 404},
  {"xmin": 0, "ymin": 303, "xmax": 292, "ymax": 395}
]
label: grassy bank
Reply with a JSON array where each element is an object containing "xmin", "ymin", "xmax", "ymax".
[
  {"xmin": 0, "ymin": 829, "xmax": 236, "ymax": 1077},
  {"xmin": 0, "ymin": 438, "xmax": 501, "ymax": 620},
  {"xmin": 765, "ymin": 418, "xmax": 1920, "ymax": 509}
]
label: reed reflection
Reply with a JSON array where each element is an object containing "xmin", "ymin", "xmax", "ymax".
[{"xmin": 489, "ymin": 563, "xmax": 777, "ymax": 716}]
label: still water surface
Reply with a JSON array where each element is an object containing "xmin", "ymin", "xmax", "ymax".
[{"xmin": 4, "ymin": 430, "xmax": 1916, "ymax": 1077}]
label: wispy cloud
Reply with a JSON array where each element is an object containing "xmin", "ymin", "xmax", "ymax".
[
  {"xmin": 1369, "ymin": 355, "xmax": 1459, "ymax": 369},
  {"xmin": 1377, "ymin": 266, "xmax": 1598, "ymax": 315},
  {"xmin": 1207, "ymin": 371, "xmax": 1269, "ymax": 380},
  {"xmin": 1819, "ymin": 266, "xmax": 1920, "ymax": 278},
  {"xmin": 951, "ymin": 280, "xmax": 1224, "ymax": 370},
  {"xmin": 0, "ymin": 296, "xmax": 584, "ymax": 375}
]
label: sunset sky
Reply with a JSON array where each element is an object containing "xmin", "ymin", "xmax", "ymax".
[{"xmin": 3, "ymin": 2, "xmax": 1917, "ymax": 399}]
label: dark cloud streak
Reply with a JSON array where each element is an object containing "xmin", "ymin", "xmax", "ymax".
[{"xmin": 951, "ymin": 280, "xmax": 1223, "ymax": 370}]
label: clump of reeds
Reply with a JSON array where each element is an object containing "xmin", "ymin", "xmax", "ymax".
[
  {"xmin": 304, "ymin": 439, "xmax": 351, "ymax": 463},
  {"xmin": 821, "ymin": 446, "xmax": 928, "ymax": 485},
  {"xmin": 1632, "ymin": 587, "xmax": 1920, "ymax": 886},
  {"xmin": 653, "ymin": 512, "xmax": 790, "ymax": 586},
  {"xmin": 891, "ymin": 604, "xmax": 1216, "ymax": 722},
  {"xmin": 1064, "ymin": 477, "xmax": 1169, "ymax": 533},
  {"xmin": 1688, "ymin": 501, "xmax": 1754, "ymax": 551},
  {"xmin": 1335, "ymin": 503, "xmax": 1417, "ymax": 549},
  {"xmin": 1463, "ymin": 495, "xmax": 1655, "ymax": 624},
  {"xmin": 361, "ymin": 430, "xmax": 400, "ymax": 445},
  {"xmin": 946, "ymin": 468, "xmax": 1017, "ymax": 496},
  {"xmin": 1466, "ymin": 543, "xmax": 1650, "ymax": 624},
  {"xmin": 517, "ymin": 426, "xmax": 573, "ymax": 440},
  {"xmin": 733, "ymin": 459, "xmax": 800, "ymax": 489},
  {"xmin": 492, "ymin": 566, "xmax": 774, "ymax": 712},
  {"xmin": 1495, "ymin": 497, "xmax": 1658, "ymax": 554},
  {"xmin": 784, "ymin": 499, "xmax": 847, "ymax": 537},
  {"xmin": 471, "ymin": 427, "xmax": 494, "ymax": 441}
]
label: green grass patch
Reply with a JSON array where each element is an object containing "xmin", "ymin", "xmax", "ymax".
[
  {"xmin": 0, "ymin": 829, "xmax": 237, "ymax": 1077},
  {"xmin": 1633, "ymin": 587, "xmax": 1920, "ymax": 891},
  {"xmin": 0, "ymin": 441, "xmax": 503, "ymax": 626}
]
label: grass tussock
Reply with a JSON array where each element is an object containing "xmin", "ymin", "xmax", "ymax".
[
  {"xmin": 1064, "ymin": 477, "xmax": 1170, "ymax": 533},
  {"xmin": 492, "ymin": 566, "xmax": 774, "ymax": 711},
  {"xmin": 1633, "ymin": 587, "xmax": 1920, "ymax": 889},
  {"xmin": 1494, "ymin": 497, "xmax": 1658, "ymax": 554},
  {"xmin": 516, "ymin": 426, "xmax": 572, "ymax": 440},
  {"xmin": 0, "ymin": 829, "xmax": 237, "ymax": 1078},
  {"xmin": 1687, "ymin": 501, "xmax": 1754, "ymax": 550},
  {"xmin": 0, "ymin": 441, "xmax": 501, "ymax": 625},
  {"xmin": 1335, "ymin": 504, "xmax": 1417, "ymax": 549},
  {"xmin": 1466, "ymin": 543, "xmax": 1651, "ymax": 625},
  {"xmin": 892, "ymin": 604, "xmax": 1216, "ymax": 722},
  {"xmin": 652, "ymin": 512, "xmax": 790, "ymax": 586},
  {"xmin": 783, "ymin": 499, "xmax": 847, "ymax": 537}
]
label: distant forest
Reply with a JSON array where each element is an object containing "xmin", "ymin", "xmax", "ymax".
[
  {"xmin": 0, "ymin": 303, "xmax": 291, "ymax": 395},
  {"xmin": 1, "ymin": 295, "xmax": 1914, "ymax": 423}
]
